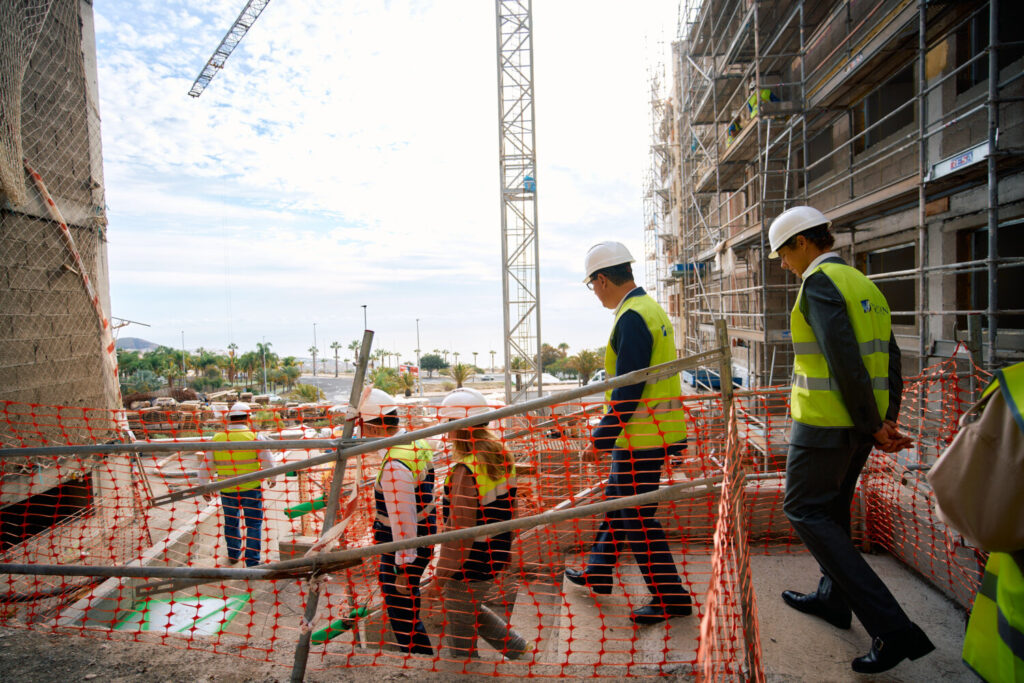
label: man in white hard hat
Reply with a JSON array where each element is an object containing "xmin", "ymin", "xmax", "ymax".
[
  {"xmin": 566, "ymin": 241, "xmax": 692, "ymax": 625},
  {"xmin": 768, "ymin": 206, "xmax": 932, "ymax": 674},
  {"xmin": 360, "ymin": 387, "xmax": 436, "ymax": 656},
  {"xmin": 197, "ymin": 402, "xmax": 276, "ymax": 567}
]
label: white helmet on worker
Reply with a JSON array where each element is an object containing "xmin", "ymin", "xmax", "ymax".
[
  {"xmin": 767, "ymin": 206, "xmax": 831, "ymax": 258},
  {"xmin": 583, "ymin": 241, "xmax": 634, "ymax": 283},
  {"xmin": 358, "ymin": 386, "xmax": 399, "ymax": 422},
  {"xmin": 439, "ymin": 387, "xmax": 491, "ymax": 421},
  {"xmin": 227, "ymin": 402, "xmax": 251, "ymax": 419}
]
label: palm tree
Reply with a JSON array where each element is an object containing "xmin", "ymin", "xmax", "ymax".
[
  {"xmin": 348, "ymin": 339, "xmax": 361, "ymax": 368},
  {"xmin": 444, "ymin": 362, "xmax": 475, "ymax": 388},
  {"xmin": 291, "ymin": 383, "xmax": 325, "ymax": 402},
  {"xmin": 558, "ymin": 342, "xmax": 570, "ymax": 357},
  {"xmin": 569, "ymin": 349, "xmax": 603, "ymax": 386},
  {"xmin": 490, "ymin": 350, "xmax": 496, "ymax": 371},
  {"xmin": 330, "ymin": 341, "xmax": 342, "ymax": 377},
  {"xmin": 226, "ymin": 342, "xmax": 238, "ymax": 383},
  {"xmin": 399, "ymin": 371, "xmax": 415, "ymax": 397},
  {"xmin": 309, "ymin": 345, "xmax": 319, "ymax": 376},
  {"xmin": 472, "ymin": 351, "xmax": 478, "ymax": 369}
]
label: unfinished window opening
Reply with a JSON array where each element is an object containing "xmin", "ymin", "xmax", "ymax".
[
  {"xmin": 956, "ymin": 224, "xmax": 1024, "ymax": 332},
  {"xmin": 0, "ymin": 477, "xmax": 93, "ymax": 552},
  {"xmin": 807, "ymin": 127, "xmax": 834, "ymax": 184},
  {"xmin": 863, "ymin": 243, "xmax": 916, "ymax": 329},
  {"xmin": 852, "ymin": 66, "xmax": 914, "ymax": 153},
  {"xmin": 955, "ymin": 5, "xmax": 1024, "ymax": 95}
]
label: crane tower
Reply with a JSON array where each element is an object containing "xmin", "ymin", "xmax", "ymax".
[{"xmin": 495, "ymin": 0, "xmax": 542, "ymax": 402}]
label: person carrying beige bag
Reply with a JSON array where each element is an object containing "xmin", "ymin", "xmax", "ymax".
[{"xmin": 928, "ymin": 360, "xmax": 1024, "ymax": 682}]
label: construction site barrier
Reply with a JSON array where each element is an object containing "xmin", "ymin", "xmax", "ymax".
[{"xmin": 0, "ymin": 349, "xmax": 992, "ymax": 679}]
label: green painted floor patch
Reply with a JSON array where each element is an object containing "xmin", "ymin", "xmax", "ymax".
[{"xmin": 115, "ymin": 593, "xmax": 252, "ymax": 635}]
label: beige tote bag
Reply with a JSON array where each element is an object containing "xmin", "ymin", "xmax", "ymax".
[{"xmin": 928, "ymin": 387, "xmax": 1024, "ymax": 552}]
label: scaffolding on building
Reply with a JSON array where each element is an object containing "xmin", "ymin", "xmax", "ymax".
[{"xmin": 652, "ymin": 0, "xmax": 1024, "ymax": 392}]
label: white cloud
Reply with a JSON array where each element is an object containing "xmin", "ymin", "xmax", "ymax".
[{"xmin": 97, "ymin": 0, "xmax": 678, "ymax": 362}]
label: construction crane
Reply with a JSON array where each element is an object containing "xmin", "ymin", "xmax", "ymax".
[{"xmin": 187, "ymin": 0, "xmax": 271, "ymax": 98}]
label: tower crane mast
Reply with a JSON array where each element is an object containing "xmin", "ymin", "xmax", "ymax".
[{"xmin": 188, "ymin": 0, "xmax": 271, "ymax": 98}]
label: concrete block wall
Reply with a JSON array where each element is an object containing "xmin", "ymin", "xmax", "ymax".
[{"xmin": 0, "ymin": 0, "xmax": 114, "ymax": 418}]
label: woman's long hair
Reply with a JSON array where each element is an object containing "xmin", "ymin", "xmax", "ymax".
[{"xmin": 450, "ymin": 424, "xmax": 513, "ymax": 481}]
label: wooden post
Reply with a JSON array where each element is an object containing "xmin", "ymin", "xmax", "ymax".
[{"xmin": 290, "ymin": 329, "xmax": 374, "ymax": 682}]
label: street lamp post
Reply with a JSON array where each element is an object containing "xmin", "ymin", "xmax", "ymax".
[{"xmin": 415, "ymin": 318, "xmax": 422, "ymax": 397}]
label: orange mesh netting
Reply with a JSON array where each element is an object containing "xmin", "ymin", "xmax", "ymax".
[{"xmin": 0, "ymin": 352, "xmax": 992, "ymax": 678}]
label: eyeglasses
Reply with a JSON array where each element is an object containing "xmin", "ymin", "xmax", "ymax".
[{"xmin": 586, "ymin": 275, "xmax": 598, "ymax": 291}]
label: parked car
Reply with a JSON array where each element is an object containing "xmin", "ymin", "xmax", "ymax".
[{"xmin": 589, "ymin": 369, "xmax": 607, "ymax": 384}]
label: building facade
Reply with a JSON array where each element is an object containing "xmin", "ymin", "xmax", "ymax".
[{"xmin": 647, "ymin": 0, "xmax": 1024, "ymax": 388}]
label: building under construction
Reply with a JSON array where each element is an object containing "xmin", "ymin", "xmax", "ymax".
[
  {"xmin": 645, "ymin": 0, "xmax": 1024, "ymax": 387},
  {"xmin": 0, "ymin": 1, "xmax": 1016, "ymax": 680}
]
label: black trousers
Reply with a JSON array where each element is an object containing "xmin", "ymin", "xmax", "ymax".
[
  {"xmin": 783, "ymin": 437, "xmax": 912, "ymax": 638},
  {"xmin": 379, "ymin": 547, "xmax": 433, "ymax": 655},
  {"xmin": 585, "ymin": 446, "xmax": 688, "ymax": 605}
]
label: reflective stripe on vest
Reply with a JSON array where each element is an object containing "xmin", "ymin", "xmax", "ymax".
[
  {"xmin": 605, "ymin": 293, "xmax": 688, "ymax": 449},
  {"xmin": 374, "ymin": 440, "xmax": 436, "ymax": 528},
  {"xmin": 443, "ymin": 456, "xmax": 517, "ymax": 581},
  {"xmin": 212, "ymin": 429, "xmax": 261, "ymax": 493},
  {"xmin": 790, "ymin": 261, "xmax": 891, "ymax": 428},
  {"xmin": 963, "ymin": 551, "xmax": 1024, "ymax": 681}
]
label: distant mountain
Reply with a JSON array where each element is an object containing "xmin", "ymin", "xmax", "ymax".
[{"xmin": 117, "ymin": 337, "xmax": 160, "ymax": 352}]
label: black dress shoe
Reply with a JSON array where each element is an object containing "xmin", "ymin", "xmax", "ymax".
[
  {"xmin": 781, "ymin": 590, "xmax": 852, "ymax": 630},
  {"xmin": 565, "ymin": 568, "xmax": 612, "ymax": 595},
  {"xmin": 630, "ymin": 598, "xmax": 693, "ymax": 625},
  {"xmin": 851, "ymin": 623, "xmax": 934, "ymax": 674}
]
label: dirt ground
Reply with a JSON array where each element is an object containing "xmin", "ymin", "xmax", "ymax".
[{"xmin": 0, "ymin": 550, "xmax": 975, "ymax": 682}]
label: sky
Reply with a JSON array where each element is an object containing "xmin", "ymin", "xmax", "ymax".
[{"xmin": 96, "ymin": 0, "xmax": 679, "ymax": 365}]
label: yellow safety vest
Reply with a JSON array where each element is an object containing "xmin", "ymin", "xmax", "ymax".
[
  {"xmin": 790, "ymin": 261, "xmax": 891, "ymax": 428},
  {"xmin": 605, "ymin": 293, "xmax": 688, "ymax": 449},
  {"xmin": 374, "ymin": 440, "xmax": 436, "ymax": 529},
  {"xmin": 963, "ymin": 361, "xmax": 1024, "ymax": 680},
  {"xmin": 443, "ymin": 456, "xmax": 517, "ymax": 581},
  {"xmin": 747, "ymin": 88, "xmax": 774, "ymax": 117},
  {"xmin": 980, "ymin": 362, "xmax": 1024, "ymax": 432},
  {"xmin": 963, "ymin": 551, "xmax": 1024, "ymax": 681},
  {"xmin": 212, "ymin": 429, "xmax": 261, "ymax": 493}
]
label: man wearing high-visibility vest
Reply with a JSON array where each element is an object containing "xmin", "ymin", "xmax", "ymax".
[
  {"xmin": 961, "ymin": 362, "xmax": 1024, "ymax": 682},
  {"xmin": 566, "ymin": 241, "xmax": 692, "ymax": 625},
  {"xmin": 768, "ymin": 206, "xmax": 933, "ymax": 674},
  {"xmin": 198, "ymin": 402, "xmax": 276, "ymax": 567}
]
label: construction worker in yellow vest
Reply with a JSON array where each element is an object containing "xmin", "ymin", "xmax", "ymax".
[
  {"xmin": 746, "ymin": 82, "xmax": 780, "ymax": 118},
  {"xmin": 197, "ymin": 402, "xmax": 277, "ymax": 567},
  {"xmin": 566, "ymin": 241, "xmax": 692, "ymax": 626},
  {"xmin": 960, "ymin": 361, "xmax": 1024, "ymax": 682},
  {"xmin": 769, "ymin": 206, "xmax": 933, "ymax": 675},
  {"xmin": 360, "ymin": 387, "xmax": 436, "ymax": 656},
  {"xmin": 434, "ymin": 388, "xmax": 530, "ymax": 660}
]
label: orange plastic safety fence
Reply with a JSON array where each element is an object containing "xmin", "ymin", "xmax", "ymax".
[{"xmin": 0, "ymin": 355, "xmax": 985, "ymax": 678}]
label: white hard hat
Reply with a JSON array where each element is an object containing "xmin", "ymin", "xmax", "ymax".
[
  {"xmin": 228, "ymin": 402, "xmax": 250, "ymax": 418},
  {"xmin": 583, "ymin": 241, "xmax": 634, "ymax": 283},
  {"xmin": 358, "ymin": 386, "xmax": 399, "ymax": 422},
  {"xmin": 767, "ymin": 206, "xmax": 831, "ymax": 258},
  {"xmin": 439, "ymin": 387, "xmax": 491, "ymax": 421}
]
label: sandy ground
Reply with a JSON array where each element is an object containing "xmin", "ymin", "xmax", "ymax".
[{"xmin": 0, "ymin": 549, "xmax": 974, "ymax": 682}]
